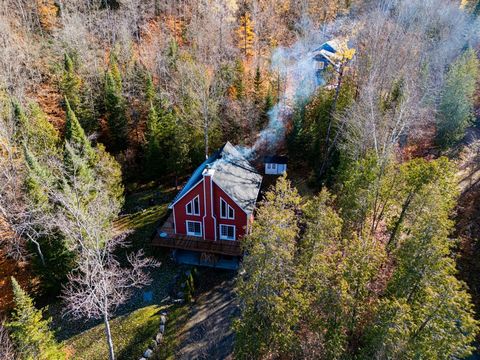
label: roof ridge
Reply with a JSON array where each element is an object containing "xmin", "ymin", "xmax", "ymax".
[{"xmin": 169, "ymin": 142, "xmax": 262, "ymax": 212}]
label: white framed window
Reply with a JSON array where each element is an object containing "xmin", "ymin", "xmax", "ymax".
[
  {"xmin": 219, "ymin": 224, "xmax": 235, "ymax": 240},
  {"xmin": 220, "ymin": 198, "xmax": 235, "ymax": 219},
  {"xmin": 186, "ymin": 221, "xmax": 202, "ymax": 237},
  {"xmin": 186, "ymin": 196, "xmax": 200, "ymax": 216}
]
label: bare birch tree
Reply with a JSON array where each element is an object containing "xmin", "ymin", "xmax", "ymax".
[
  {"xmin": 177, "ymin": 60, "xmax": 224, "ymax": 158},
  {"xmin": 22, "ymin": 105, "xmax": 159, "ymax": 360},
  {"xmin": 0, "ymin": 95, "xmax": 53, "ymax": 263},
  {"xmin": 338, "ymin": 0, "xmax": 478, "ymax": 162},
  {"xmin": 63, "ymin": 241, "xmax": 159, "ymax": 360},
  {"xmin": 0, "ymin": 319, "xmax": 15, "ymax": 360}
]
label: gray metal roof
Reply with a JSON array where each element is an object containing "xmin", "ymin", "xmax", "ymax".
[{"xmin": 169, "ymin": 142, "xmax": 262, "ymax": 214}]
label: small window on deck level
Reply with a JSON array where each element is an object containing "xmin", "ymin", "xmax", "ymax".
[
  {"xmin": 220, "ymin": 224, "xmax": 235, "ymax": 240},
  {"xmin": 186, "ymin": 221, "xmax": 202, "ymax": 237}
]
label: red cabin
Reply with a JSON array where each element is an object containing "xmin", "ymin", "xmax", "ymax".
[{"xmin": 153, "ymin": 142, "xmax": 263, "ymax": 269}]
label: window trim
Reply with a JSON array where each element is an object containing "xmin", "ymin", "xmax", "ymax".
[
  {"xmin": 219, "ymin": 224, "xmax": 235, "ymax": 241},
  {"xmin": 186, "ymin": 220, "xmax": 202, "ymax": 237},
  {"xmin": 220, "ymin": 197, "xmax": 235, "ymax": 219},
  {"xmin": 186, "ymin": 195, "xmax": 200, "ymax": 216}
]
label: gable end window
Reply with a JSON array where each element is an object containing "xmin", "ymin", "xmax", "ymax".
[
  {"xmin": 186, "ymin": 196, "xmax": 200, "ymax": 216},
  {"xmin": 186, "ymin": 221, "xmax": 202, "ymax": 237},
  {"xmin": 220, "ymin": 224, "xmax": 235, "ymax": 240},
  {"xmin": 220, "ymin": 198, "xmax": 235, "ymax": 219}
]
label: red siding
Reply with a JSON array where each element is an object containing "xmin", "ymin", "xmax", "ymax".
[
  {"xmin": 212, "ymin": 182, "xmax": 248, "ymax": 240},
  {"xmin": 172, "ymin": 176, "xmax": 249, "ymax": 241},
  {"xmin": 173, "ymin": 180, "xmax": 205, "ymax": 235}
]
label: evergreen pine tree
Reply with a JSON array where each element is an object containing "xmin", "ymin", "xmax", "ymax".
[
  {"xmin": 233, "ymin": 59, "xmax": 245, "ymax": 100},
  {"xmin": 166, "ymin": 38, "xmax": 179, "ymax": 70},
  {"xmin": 12, "ymin": 101, "xmax": 59, "ymax": 158},
  {"xmin": 167, "ymin": 116, "xmax": 191, "ymax": 188},
  {"xmin": 361, "ymin": 159, "xmax": 478, "ymax": 358},
  {"xmin": 144, "ymin": 103, "xmax": 162, "ymax": 178},
  {"xmin": 253, "ymin": 66, "xmax": 262, "ymax": 105},
  {"xmin": 63, "ymin": 98, "xmax": 97, "ymax": 194},
  {"xmin": 12, "ymin": 100, "xmax": 28, "ymax": 136},
  {"xmin": 24, "ymin": 147, "xmax": 52, "ymax": 208},
  {"xmin": 436, "ymin": 48, "xmax": 479, "ymax": 148},
  {"xmin": 61, "ymin": 53, "xmax": 81, "ymax": 116},
  {"xmin": 64, "ymin": 98, "xmax": 94, "ymax": 161},
  {"xmin": 65, "ymin": 97, "xmax": 124, "ymax": 210},
  {"xmin": 234, "ymin": 176, "xmax": 303, "ymax": 358},
  {"xmin": 6, "ymin": 278, "xmax": 65, "ymax": 360},
  {"xmin": 24, "ymin": 147, "xmax": 76, "ymax": 295},
  {"xmin": 145, "ymin": 73, "xmax": 156, "ymax": 106},
  {"xmin": 237, "ymin": 11, "xmax": 255, "ymax": 57},
  {"xmin": 60, "ymin": 53, "xmax": 94, "ymax": 133},
  {"xmin": 260, "ymin": 88, "xmax": 274, "ymax": 129},
  {"xmin": 104, "ymin": 59, "xmax": 128, "ymax": 151}
]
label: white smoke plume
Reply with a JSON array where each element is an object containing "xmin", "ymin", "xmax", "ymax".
[
  {"xmin": 237, "ymin": 13, "xmax": 354, "ymax": 160},
  {"xmin": 239, "ymin": 30, "xmax": 333, "ymax": 159}
]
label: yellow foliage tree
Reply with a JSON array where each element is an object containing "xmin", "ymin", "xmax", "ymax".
[
  {"xmin": 332, "ymin": 40, "xmax": 356, "ymax": 65},
  {"xmin": 36, "ymin": 0, "xmax": 59, "ymax": 31},
  {"xmin": 237, "ymin": 12, "xmax": 255, "ymax": 58}
]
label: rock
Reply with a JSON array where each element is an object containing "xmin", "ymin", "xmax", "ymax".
[
  {"xmin": 160, "ymin": 315, "xmax": 166, "ymax": 324},
  {"xmin": 143, "ymin": 349, "xmax": 153, "ymax": 358},
  {"xmin": 156, "ymin": 332, "xmax": 164, "ymax": 343},
  {"xmin": 173, "ymin": 298, "xmax": 184, "ymax": 304},
  {"xmin": 139, "ymin": 358, "xmax": 146, "ymax": 360},
  {"xmin": 160, "ymin": 296, "xmax": 170, "ymax": 304},
  {"xmin": 159, "ymin": 324, "xmax": 165, "ymax": 334}
]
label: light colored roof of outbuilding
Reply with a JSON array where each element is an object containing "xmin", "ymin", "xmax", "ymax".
[{"xmin": 169, "ymin": 142, "xmax": 262, "ymax": 214}]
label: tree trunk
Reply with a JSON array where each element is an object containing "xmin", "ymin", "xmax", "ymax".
[
  {"xmin": 387, "ymin": 192, "xmax": 414, "ymax": 249},
  {"xmin": 27, "ymin": 235, "xmax": 45, "ymax": 266},
  {"xmin": 318, "ymin": 65, "xmax": 345, "ymax": 179},
  {"xmin": 204, "ymin": 122, "xmax": 209, "ymax": 159},
  {"xmin": 103, "ymin": 313, "xmax": 115, "ymax": 360},
  {"xmin": 244, "ymin": 15, "xmax": 247, "ymax": 56}
]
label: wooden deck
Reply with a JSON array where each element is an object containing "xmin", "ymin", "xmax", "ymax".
[{"xmin": 152, "ymin": 213, "xmax": 243, "ymax": 257}]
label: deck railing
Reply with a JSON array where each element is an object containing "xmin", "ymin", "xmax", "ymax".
[
  {"xmin": 152, "ymin": 212, "xmax": 243, "ymax": 256},
  {"xmin": 152, "ymin": 232, "xmax": 242, "ymax": 256}
]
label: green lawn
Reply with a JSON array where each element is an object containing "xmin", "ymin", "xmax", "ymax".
[
  {"xmin": 65, "ymin": 305, "xmax": 169, "ymax": 360},
  {"xmin": 152, "ymin": 304, "xmax": 190, "ymax": 360},
  {"xmin": 115, "ymin": 186, "xmax": 176, "ymax": 250}
]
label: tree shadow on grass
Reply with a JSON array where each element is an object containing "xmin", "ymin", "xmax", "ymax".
[{"xmin": 116, "ymin": 309, "xmax": 162, "ymax": 360}]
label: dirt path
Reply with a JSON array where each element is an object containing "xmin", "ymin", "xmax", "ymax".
[{"xmin": 175, "ymin": 273, "xmax": 238, "ymax": 360}]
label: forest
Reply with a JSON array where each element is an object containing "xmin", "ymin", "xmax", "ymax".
[{"xmin": 1, "ymin": 0, "xmax": 480, "ymax": 359}]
